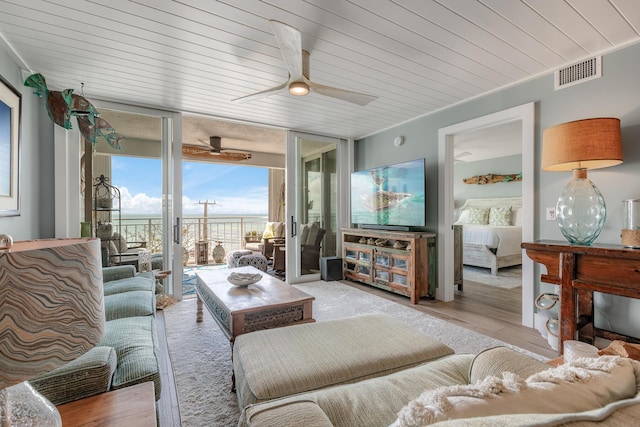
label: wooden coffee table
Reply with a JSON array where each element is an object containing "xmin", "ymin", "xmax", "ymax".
[{"xmin": 195, "ymin": 266, "xmax": 315, "ymax": 342}]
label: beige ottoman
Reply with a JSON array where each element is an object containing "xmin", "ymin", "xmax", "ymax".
[{"xmin": 232, "ymin": 313, "xmax": 454, "ymax": 409}]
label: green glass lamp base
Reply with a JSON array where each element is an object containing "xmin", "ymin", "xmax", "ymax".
[
  {"xmin": 0, "ymin": 382, "xmax": 62, "ymax": 427},
  {"xmin": 556, "ymin": 170, "xmax": 606, "ymax": 246}
]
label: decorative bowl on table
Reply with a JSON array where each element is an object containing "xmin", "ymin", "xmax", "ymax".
[{"xmin": 227, "ymin": 272, "xmax": 262, "ymax": 287}]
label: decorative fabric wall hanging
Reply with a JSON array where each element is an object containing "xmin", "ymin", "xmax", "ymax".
[
  {"xmin": 24, "ymin": 73, "xmax": 124, "ymax": 149},
  {"xmin": 463, "ymin": 173, "xmax": 522, "ymax": 185}
]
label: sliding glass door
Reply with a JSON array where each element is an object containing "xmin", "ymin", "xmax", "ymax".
[
  {"xmin": 285, "ymin": 132, "xmax": 342, "ymax": 283},
  {"xmin": 80, "ymin": 102, "xmax": 183, "ymax": 298}
]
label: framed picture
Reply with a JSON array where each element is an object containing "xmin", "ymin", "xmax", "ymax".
[{"xmin": 0, "ymin": 74, "xmax": 21, "ymax": 216}]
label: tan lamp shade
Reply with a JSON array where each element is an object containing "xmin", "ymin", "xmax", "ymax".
[
  {"xmin": 0, "ymin": 238, "xmax": 105, "ymax": 389},
  {"xmin": 542, "ymin": 118, "xmax": 623, "ymax": 171}
]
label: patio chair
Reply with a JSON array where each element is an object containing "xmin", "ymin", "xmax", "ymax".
[
  {"xmin": 272, "ymin": 223, "xmax": 326, "ymax": 274},
  {"xmin": 245, "ymin": 221, "xmax": 286, "ymax": 260},
  {"xmin": 108, "ymin": 232, "xmax": 163, "ymax": 271}
]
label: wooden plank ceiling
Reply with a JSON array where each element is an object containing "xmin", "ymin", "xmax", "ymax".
[{"xmin": 1, "ymin": 0, "xmax": 639, "ymax": 143}]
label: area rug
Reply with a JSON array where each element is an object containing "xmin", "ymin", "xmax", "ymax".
[
  {"xmin": 463, "ymin": 264, "xmax": 522, "ymax": 289},
  {"xmin": 163, "ymin": 280, "xmax": 544, "ymax": 426},
  {"xmin": 182, "ymin": 264, "xmax": 227, "ymax": 296}
]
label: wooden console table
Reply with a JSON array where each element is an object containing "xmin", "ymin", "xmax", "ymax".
[
  {"xmin": 522, "ymin": 240, "xmax": 640, "ymax": 353},
  {"xmin": 57, "ymin": 381, "xmax": 156, "ymax": 426}
]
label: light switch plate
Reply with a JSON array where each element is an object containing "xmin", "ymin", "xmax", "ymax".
[{"xmin": 546, "ymin": 207, "xmax": 557, "ymax": 221}]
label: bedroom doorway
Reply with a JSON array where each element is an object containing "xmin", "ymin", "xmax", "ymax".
[{"xmin": 438, "ymin": 102, "xmax": 535, "ymax": 327}]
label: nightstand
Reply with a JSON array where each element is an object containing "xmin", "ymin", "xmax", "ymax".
[{"xmin": 56, "ymin": 381, "xmax": 156, "ymax": 427}]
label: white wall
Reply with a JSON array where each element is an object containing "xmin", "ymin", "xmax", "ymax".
[
  {"xmin": 0, "ymin": 42, "xmax": 55, "ymax": 240},
  {"xmin": 357, "ymin": 42, "xmax": 640, "ymax": 337},
  {"xmin": 454, "ymin": 155, "xmax": 522, "ymax": 204}
]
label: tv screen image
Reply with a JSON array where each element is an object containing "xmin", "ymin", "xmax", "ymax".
[{"xmin": 351, "ymin": 158, "xmax": 425, "ymax": 228}]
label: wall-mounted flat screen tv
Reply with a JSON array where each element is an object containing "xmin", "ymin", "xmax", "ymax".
[{"xmin": 351, "ymin": 158, "xmax": 426, "ymax": 230}]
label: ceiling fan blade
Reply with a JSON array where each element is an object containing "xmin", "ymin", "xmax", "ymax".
[
  {"xmin": 307, "ymin": 80, "xmax": 377, "ymax": 106},
  {"xmin": 183, "ymin": 145, "xmax": 210, "ymax": 155},
  {"xmin": 182, "ymin": 147, "xmax": 251, "ymax": 161},
  {"xmin": 213, "ymin": 151, "xmax": 252, "ymax": 161},
  {"xmin": 236, "ymin": 21, "xmax": 376, "ymax": 106},
  {"xmin": 269, "ymin": 20, "xmax": 303, "ymax": 81},
  {"xmin": 231, "ymin": 81, "xmax": 289, "ymax": 103}
]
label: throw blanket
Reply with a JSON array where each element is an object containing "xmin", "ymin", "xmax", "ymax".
[{"xmin": 392, "ymin": 356, "xmax": 640, "ymax": 427}]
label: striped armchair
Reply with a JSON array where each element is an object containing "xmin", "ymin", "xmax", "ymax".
[{"xmin": 30, "ymin": 266, "xmax": 161, "ymax": 405}]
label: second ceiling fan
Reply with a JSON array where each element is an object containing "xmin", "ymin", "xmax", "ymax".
[
  {"xmin": 233, "ymin": 20, "xmax": 377, "ymax": 106},
  {"xmin": 182, "ymin": 136, "xmax": 252, "ymax": 161}
]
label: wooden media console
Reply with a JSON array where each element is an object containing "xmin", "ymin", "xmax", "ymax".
[{"xmin": 342, "ymin": 228, "xmax": 436, "ymax": 304}]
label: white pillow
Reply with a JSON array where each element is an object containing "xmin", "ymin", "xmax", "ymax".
[
  {"xmin": 392, "ymin": 356, "xmax": 638, "ymax": 427},
  {"xmin": 108, "ymin": 240, "xmax": 120, "ymax": 255},
  {"xmin": 262, "ymin": 222, "xmax": 279, "ymax": 239},
  {"xmin": 454, "ymin": 209, "xmax": 470, "ymax": 225},
  {"xmin": 112, "ymin": 231, "xmax": 128, "ymax": 253},
  {"xmin": 511, "ymin": 208, "xmax": 523, "ymax": 226}
]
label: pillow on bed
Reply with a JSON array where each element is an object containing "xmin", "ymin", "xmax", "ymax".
[
  {"xmin": 489, "ymin": 206, "xmax": 512, "ymax": 226},
  {"xmin": 512, "ymin": 208, "xmax": 523, "ymax": 226},
  {"xmin": 454, "ymin": 209, "xmax": 470, "ymax": 224},
  {"xmin": 466, "ymin": 207, "xmax": 490, "ymax": 225}
]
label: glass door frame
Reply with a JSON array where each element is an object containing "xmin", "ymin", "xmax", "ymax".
[
  {"xmin": 54, "ymin": 101, "xmax": 183, "ymax": 298},
  {"xmin": 284, "ymin": 131, "xmax": 352, "ymax": 284}
]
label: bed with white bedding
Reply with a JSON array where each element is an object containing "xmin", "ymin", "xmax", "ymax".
[{"xmin": 455, "ymin": 197, "xmax": 523, "ymax": 275}]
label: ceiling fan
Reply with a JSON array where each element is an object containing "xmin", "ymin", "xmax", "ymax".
[
  {"xmin": 232, "ymin": 20, "xmax": 377, "ymax": 106},
  {"xmin": 182, "ymin": 136, "xmax": 252, "ymax": 161}
]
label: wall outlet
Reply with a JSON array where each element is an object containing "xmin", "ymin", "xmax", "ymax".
[{"xmin": 546, "ymin": 207, "xmax": 557, "ymax": 221}]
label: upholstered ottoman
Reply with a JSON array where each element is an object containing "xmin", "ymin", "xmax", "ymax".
[
  {"xmin": 237, "ymin": 253, "xmax": 268, "ymax": 272},
  {"xmin": 233, "ymin": 313, "xmax": 454, "ymax": 409},
  {"xmin": 227, "ymin": 249, "xmax": 253, "ymax": 268}
]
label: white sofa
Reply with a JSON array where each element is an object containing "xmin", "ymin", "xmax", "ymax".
[{"xmin": 236, "ymin": 316, "xmax": 640, "ymax": 427}]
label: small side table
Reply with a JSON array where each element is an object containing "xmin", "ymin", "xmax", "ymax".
[{"xmin": 57, "ymin": 381, "xmax": 156, "ymax": 427}]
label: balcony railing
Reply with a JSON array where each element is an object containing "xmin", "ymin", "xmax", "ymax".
[{"xmin": 117, "ymin": 216, "xmax": 268, "ymax": 265}]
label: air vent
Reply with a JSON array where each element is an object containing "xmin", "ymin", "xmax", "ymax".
[{"xmin": 554, "ymin": 57, "xmax": 601, "ymax": 90}]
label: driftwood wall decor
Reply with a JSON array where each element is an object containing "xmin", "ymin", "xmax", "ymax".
[{"xmin": 463, "ymin": 173, "xmax": 522, "ymax": 185}]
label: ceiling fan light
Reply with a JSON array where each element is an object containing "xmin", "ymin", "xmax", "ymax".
[{"xmin": 289, "ymin": 81, "xmax": 309, "ymax": 96}]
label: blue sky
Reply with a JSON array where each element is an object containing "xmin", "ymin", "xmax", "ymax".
[{"xmin": 112, "ymin": 156, "xmax": 269, "ymax": 216}]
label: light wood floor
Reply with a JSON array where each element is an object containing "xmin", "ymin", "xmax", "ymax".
[
  {"xmin": 153, "ymin": 278, "xmax": 558, "ymax": 426},
  {"xmin": 342, "ymin": 279, "xmax": 558, "ymax": 360},
  {"xmin": 155, "ymin": 309, "xmax": 181, "ymax": 427}
]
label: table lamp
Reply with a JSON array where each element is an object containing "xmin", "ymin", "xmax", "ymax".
[
  {"xmin": 0, "ymin": 237, "xmax": 105, "ymax": 426},
  {"xmin": 542, "ymin": 118, "xmax": 623, "ymax": 245}
]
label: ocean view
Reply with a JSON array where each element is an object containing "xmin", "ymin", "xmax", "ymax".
[
  {"xmin": 117, "ymin": 213, "xmax": 268, "ymax": 223},
  {"xmin": 113, "ymin": 213, "xmax": 269, "ymax": 261}
]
